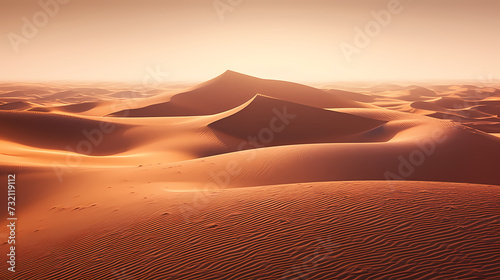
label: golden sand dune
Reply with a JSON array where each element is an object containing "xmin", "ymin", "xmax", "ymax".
[{"xmin": 4, "ymin": 181, "xmax": 499, "ymax": 279}]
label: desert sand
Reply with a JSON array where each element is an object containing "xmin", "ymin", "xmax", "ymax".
[{"xmin": 1, "ymin": 71, "xmax": 499, "ymax": 279}]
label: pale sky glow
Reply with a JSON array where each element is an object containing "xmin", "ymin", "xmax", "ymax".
[{"xmin": 1, "ymin": 0, "xmax": 499, "ymax": 83}]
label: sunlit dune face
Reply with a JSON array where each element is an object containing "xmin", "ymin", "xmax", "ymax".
[{"xmin": 1, "ymin": 0, "xmax": 499, "ymax": 83}]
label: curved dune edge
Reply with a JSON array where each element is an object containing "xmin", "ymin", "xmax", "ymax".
[
  {"xmin": 5, "ymin": 181, "xmax": 500, "ymax": 279},
  {"xmin": 208, "ymin": 94, "xmax": 386, "ymax": 145}
]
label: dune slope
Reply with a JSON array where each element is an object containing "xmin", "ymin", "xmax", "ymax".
[
  {"xmin": 4, "ymin": 181, "xmax": 499, "ymax": 280},
  {"xmin": 209, "ymin": 94, "xmax": 386, "ymax": 146}
]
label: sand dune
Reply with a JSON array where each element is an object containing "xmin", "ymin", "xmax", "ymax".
[
  {"xmin": 3, "ymin": 181, "xmax": 499, "ymax": 279},
  {"xmin": 409, "ymin": 96, "xmax": 500, "ymax": 134},
  {"xmin": 0, "ymin": 101, "xmax": 34, "ymax": 111},
  {"xmin": 1, "ymin": 73, "xmax": 499, "ymax": 279},
  {"xmin": 209, "ymin": 94, "xmax": 386, "ymax": 146},
  {"xmin": 0, "ymin": 110, "xmax": 133, "ymax": 155},
  {"xmin": 114, "ymin": 127, "xmax": 500, "ymax": 189},
  {"xmin": 108, "ymin": 70, "xmax": 367, "ymax": 117}
]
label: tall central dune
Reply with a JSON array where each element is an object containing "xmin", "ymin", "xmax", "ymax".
[{"xmin": 108, "ymin": 70, "xmax": 367, "ymax": 117}]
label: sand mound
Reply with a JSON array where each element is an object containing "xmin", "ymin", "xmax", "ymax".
[
  {"xmin": 0, "ymin": 111, "xmax": 133, "ymax": 155},
  {"xmin": 135, "ymin": 129, "xmax": 500, "ymax": 188},
  {"xmin": 408, "ymin": 86, "xmax": 437, "ymax": 97},
  {"xmin": 29, "ymin": 101, "xmax": 100, "ymax": 114},
  {"xmin": 409, "ymin": 95, "xmax": 500, "ymax": 134},
  {"xmin": 0, "ymin": 89, "xmax": 49, "ymax": 98},
  {"xmin": 53, "ymin": 101, "xmax": 99, "ymax": 113},
  {"xmin": 208, "ymin": 95, "xmax": 386, "ymax": 146},
  {"xmin": 7, "ymin": 181, "xmax": 499, "ymax": 279},
  {"xmin": 326, "ymin": 89, "xmax": 376, "ymax": 103},
  {"xmin": 474, "ymin": 104, "xmax": 500, "ymax": 116},
  {"xmin": 0, "ymin": 101, "xmax": 33, "ymax": 111},
  {"xmin": 378, "ymin": 86, "xmax": 437, "ymax": 102}
]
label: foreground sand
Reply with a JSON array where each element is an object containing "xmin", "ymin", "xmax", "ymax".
[
  {"xmin": 2, "ymin": 181, "xmax": 499, "ymax": 279},
  {"xmin": 1, "ymin": 71, "xmax": 499, "ymax": 279}
]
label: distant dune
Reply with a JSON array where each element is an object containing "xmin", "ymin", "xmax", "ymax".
[
  {"xmin": 0, "ymin": 72, "xmax": 499, "ymax": 279},
  {"xmin": 0, "ymin": 101, "xmax": 34, "ymax": 111}
]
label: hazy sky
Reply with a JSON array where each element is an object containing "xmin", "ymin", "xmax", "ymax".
[{"xmin": 1, "ymin": 0, "xmax": 499, "ymax": 83}]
